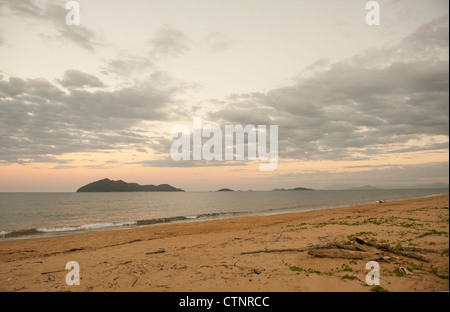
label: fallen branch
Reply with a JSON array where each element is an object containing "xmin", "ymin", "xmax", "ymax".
[
  {"xmin": 41, "ymin": 269, "xmax": 65, "ymax": 275},
  {"xmin": 308, "ymin": 249, "xmax": 378, "ymax": 259},
  {"xmin": 373, "ymin": 245, "xmax": 431, "ymax": 263},
  {"xmin": 362, "ymin": 255, "xmax": 400, "ymax": 263},
  {"xmin": 241, "ymin": 237, "xmax": 431, "ymax": 263},
  {"xmin": 240, "ymin": 242, "xmax": 357, "ymax": 255},
  {"xmin": 352, "ymin": 237, "xmax": 431, "ymax": 263},
  {"xmin": 145, "ymin": 248, "xmax": 165, "ymax": 255}
]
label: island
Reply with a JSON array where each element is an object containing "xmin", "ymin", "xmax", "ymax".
[
  {"xmin": 347, "ymin": 185, "xmax": 379, "ymax": 190},
  {"xmin": 76, "ymin": 178, "xmax": 185, "ymax": 192},
  {"xmin": 217, "ymin": 188, "xmax": 234, "ymax": 192},
  {"xmin": 272, "ymin": 187, "xmax": 315, "ymax": 191}
]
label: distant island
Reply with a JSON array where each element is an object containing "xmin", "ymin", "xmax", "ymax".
[
  {"xmin": 76, "ymin": 178, "xmax": 185, "ymax": 192},
  {"xmin": 323, "ymin": 183, "xmax": 449, "ymax": 190},
  {"xmin": 217, "ymin": 188, "xmax": 234, "ymax": 192},
  {"xmin": 272, "ymin": 187, "xmax": 315, "ymax": 191},
  {"xmin": 347, "ymin": 185, "xmax": 379, "ymax": 190}
]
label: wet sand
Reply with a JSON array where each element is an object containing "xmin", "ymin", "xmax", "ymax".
[{"xmin": 0, "ymin": 194, "xmax": 448, "ymax": 292}]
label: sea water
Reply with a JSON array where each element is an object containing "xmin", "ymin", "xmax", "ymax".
[{"xmin": 0, "ymin": 189, "xmax": 447, "ymax": 240}]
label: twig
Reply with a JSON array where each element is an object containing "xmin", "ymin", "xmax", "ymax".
[
  {"xmin": 145, "ymin": 248, "xmax": 165, "ymax": 255},
  {"xmin": 240, "ymin": 242, "xmax": 357, "ymax": 255},
  {"xmin": 41, "ymin": 269, "xmax": 65, "ymax": 275},
  {"xmin": 241, "ymin": 248, "xmax": 307, "ymax": 255}
]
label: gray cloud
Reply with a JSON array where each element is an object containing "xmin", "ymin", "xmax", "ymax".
[
  {"xmin": 199, "ymin": 31, "xmax": 237, "ymax": 53},
  {"xmin": 0, "ymin": 76, "xmax": 65, "ymax": 98},
  {"xmin": 0, "ymin": 14, "xmax": 448, "ymax": 170},
  {"xmin": 103, "ymin": 55, "xmax": 155, "ymax": 77},
  {"xmin": 0, "ymin": 72, "xmax": 184, "ymax": 163},
  {"xmin": 130, "ymin": 158, "xmax": 245, "ymax": 168},
  {"xmin": 403, "ymin": 15, "xmax": 449, "ymax": 48},
  {"xmin": 58, "ymin": 69, "xmax": 104, "ymax": 88},
  {"xmin": 2, "ymin": 0, "xmax": 101, "ymax": 51},
  {"xmin": 149, "ymin": 24, "xmax": 191, "ymax": 59},
  {"xmin": 208, "ymin": 16, "xmax": 449, "ymax": 161}
]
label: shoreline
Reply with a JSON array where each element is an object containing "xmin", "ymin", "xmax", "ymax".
[
  {"xmin": 0, "ymin": 194, "xmax": 448, "ymax": 292},
  {"xmin": 1, "ymin": 189, "xmax": 448, "ymax": 242}
]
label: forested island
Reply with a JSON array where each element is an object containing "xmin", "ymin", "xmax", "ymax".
[{"xmin": 76, "ymin": 178, "xmax": 185, "ymax": 192}]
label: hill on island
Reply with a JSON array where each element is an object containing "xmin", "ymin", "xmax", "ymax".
[
  {"xmin": 217, "ymin": 188, "xmax": 234, "ymax": 192},
  {"xmin": 76, "ymin": 178, "xmax": 185, "ymax": 192},
  {"xmin": 272, "ymin": 187, "xmax": 315, "ymax": 191}
]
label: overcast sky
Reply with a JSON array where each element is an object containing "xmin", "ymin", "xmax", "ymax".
[{"xmin": 0, "ymin": 0, "xmax": 448, "ymax": 191}]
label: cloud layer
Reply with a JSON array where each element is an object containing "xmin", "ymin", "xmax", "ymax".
[
  {"xmin": 0, "ymin": 11, "xmax": 448, "ymax": 172},
  {"xmin": 0, "ymin": 71, "xmax": 183, "ymax": 164},
  {"xmin": 208, "ymin": 16, "xmax": 449, "ymax": 161}
]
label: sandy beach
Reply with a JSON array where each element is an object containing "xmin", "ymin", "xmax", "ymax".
[{"xmin": 0, "ymin": 194, "xmax": 448, "ymax": 292}]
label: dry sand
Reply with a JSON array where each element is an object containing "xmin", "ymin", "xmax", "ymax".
[{"xmin": 0, "ymin": 194, "xmax": 448, "ymax": 292}]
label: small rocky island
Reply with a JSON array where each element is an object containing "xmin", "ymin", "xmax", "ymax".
[
  {"xmin": 217, "ymin": 188, "xmax": 234, "ymax": 192},
  {"xmin": 272, "ymin": 187, "xmax": 315, "ymax": 191},
  {"xmin": 76, "ymin": 178, "xmax": 185, "ymax": 192}
]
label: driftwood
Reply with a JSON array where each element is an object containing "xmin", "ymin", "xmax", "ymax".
[
  {"xmin": 145, "ymin": 248, "xmax": 165, "ymax": 255},
  {"xmin": 352, "ymin": 237, "xmax": 431, "ymax": 263},
  {"xmin": 241, "ymin": 248, "xmax": 307, "ymax": 255},
  {"xmin": 307, "ymin": 249, "xmax": 378, "ymax": 259},
  {"xmin": 372, "ymin": 245, "xmax": 430, "ymax": 263},
  {"xmin": 241, "ymin": 237, "xmax": 431, "ymax": 263},
  {"xmin": 362, "ymin": 255, "xmax": 400, "ymax": 264},
  {"xmin": 240, "ymin": 242, "xmax": 357, "ymax": 255},
  {"xmin": 354, "ymin": 242, "xmax": 382, "ymax": 254},
  {"xmin": 41, "ymin": 269, "xmax": 66, "ymax": 275}
]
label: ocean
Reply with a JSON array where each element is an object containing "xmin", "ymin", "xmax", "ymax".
[{"xmin": 0, "ymin": 189, "xmax": 448, "ymax": 240}]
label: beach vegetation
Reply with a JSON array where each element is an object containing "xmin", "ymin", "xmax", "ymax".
[
  {"xmin": 417, "ymin": 229, "xmax": 448, "ymax": 239},
  {"xmin": 288, "ymin": 265, "xmax": 323, "ymax": 275},
  {"xmin": 312, "ymin": 215, "xmax": 428, "ymax": 231},
  {"xmin": 342, "ymin": 274, "xmax": 357, "ymax": 280},
  {"xmin": 403, "ymin": 261, "xmax": 425, "ymax": 273},
  {"xmin": 428, "ymin": 265, "xmax": 449, "ymax": 280},
  {"xmin": 347, "ymin": 231, "xmax": 377, "ymax": 241},
  {"xmin": 370, "ymin": 285, "xmax": 389, "ymax": 292},
  {"xmin": 341, "ymin": 263, "xmax": 353, "ymax": 272},
  {"xmin": 284, "ymin": 222, "xmax": 308, "ymax": 231}
]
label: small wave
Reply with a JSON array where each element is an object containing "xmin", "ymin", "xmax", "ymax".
[
  {"xmin": 0, "ymin": 211, "xmax": 247, "ymax": 240},
  {"xmin": 423, "ymin": 193, "xmax": 447, "ymax": 198},
  {"xmin": 0, "ymin": 228, "xmax": 42, "ymax": 239},
  {"xmin": 0, "ymin": 221, "xmax": 137, "ymax": 239},
  {"xmin": 0, "ymin": 231, "xmax": 11, "ymax": 238},
  {"xmin": 37, "ymin": 221, "xmax": 137, "ymax": 233}
]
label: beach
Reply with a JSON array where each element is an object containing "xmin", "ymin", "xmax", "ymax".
[{"xmin": 0, "ymin": 194, "xmax": 448, "ymax": 292}]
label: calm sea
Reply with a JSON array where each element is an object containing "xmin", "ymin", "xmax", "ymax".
[{"xmin": 0, "ymin": 189, "xmax": 448, "ymax": 240}]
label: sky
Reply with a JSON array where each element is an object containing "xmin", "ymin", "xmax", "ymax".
[{"xmin": 0, "ymin": 0, "xmax": 448, "ymax": 192}]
